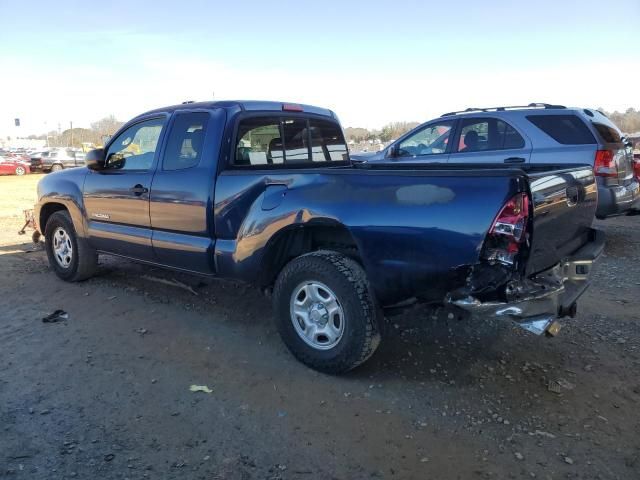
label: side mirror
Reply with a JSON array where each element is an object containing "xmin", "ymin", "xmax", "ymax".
[
  {"xmin": 85, "ymin": 148, "xmax": 106, "ymax": 170},
  {"xmin": 386, "ymin": 145, "xmax": 398, "ymax": 158}
]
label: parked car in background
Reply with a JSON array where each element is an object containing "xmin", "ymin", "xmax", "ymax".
[
  {"xmin": 5, "ymin": 151, "xmax": 30, "ymax": 162},
  {"xmin": 353, "ymin": 104, "xmax": 639, "ymax": 219},
  {"xmin": 30, "ymin": 150, "xmax": 50, "ymax": 171},
  {"xmin": 0, "ymin": 155, "xmax": 30, "ymax": 175},
  {"xmin": 30, "ymin": 148, "xmax": 84, "ymax": 172},
  {"xmin": 35, "ymin": 100, "xmax": 604, "ymax": 372}
]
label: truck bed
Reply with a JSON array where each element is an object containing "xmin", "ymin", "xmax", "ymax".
[{"xmin": 214, "ymin": 163, "xmax": 597, "ymax": 305}]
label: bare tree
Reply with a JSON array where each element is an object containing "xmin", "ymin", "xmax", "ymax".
[{"xmin": 90, "ymin": 115, "xmax": 124, "ymax": 138}]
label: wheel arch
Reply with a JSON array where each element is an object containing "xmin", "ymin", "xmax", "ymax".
[
  {"xmin": 39, "ymin": 202, "xmax": 69, "ymax": 233},
  {"xmin": 259, "ymin": 220, "xmax": 363, "ymax": 288}
]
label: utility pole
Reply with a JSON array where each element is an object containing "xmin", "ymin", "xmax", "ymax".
[{"xmin": 70, "ymin": 121, "xmax": 73, "ymax": 148}]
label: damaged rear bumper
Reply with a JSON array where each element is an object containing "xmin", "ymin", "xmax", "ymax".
[{"xmin": 448, "ymin": 229, "xmax": 605, "ymax": 335}]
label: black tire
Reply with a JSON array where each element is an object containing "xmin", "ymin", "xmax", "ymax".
[
  {"xmin": 272, "ymin": 250, "xmax": 382, "ymax": 374},
  {"xmin": 51, "ymin": 164, "xmax": 63, "ymax": 172},
  {"xmin": 44, "ymin": 211, "xmax": 97, "ymax": 282}
]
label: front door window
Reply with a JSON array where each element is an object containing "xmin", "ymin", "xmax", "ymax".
[
  {"xmin": 397, "ymin": 121, "xmax": 454, "ymax": 157},
  {"xmin": 105, "ymin": 118, "xmax": 165, "ymax": 171}
]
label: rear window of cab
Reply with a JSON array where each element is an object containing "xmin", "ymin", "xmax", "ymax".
[{"xmin": 233, "ymin": 116, "xmax": 349, "ymax": 167}]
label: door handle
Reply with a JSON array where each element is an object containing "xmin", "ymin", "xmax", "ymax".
[
  {"xmin": 504, "ymin": 157, "xmax": 526, "ymax": 164},
  {"xmin": 129, "ymin": 184, "xmax": 149, "ymax": 196}
]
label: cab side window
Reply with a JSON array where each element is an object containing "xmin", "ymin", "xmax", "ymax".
[
  {"xmin": 105, "ymin": 118, "xmax": 165, "ymax": 171},
  {"xmin": 456, "ymin": 118, "xmax": 525, "ymax": 153},
  {"xmin": 163, "ymin": 113, "xmax": 209, "ymax": 171}
]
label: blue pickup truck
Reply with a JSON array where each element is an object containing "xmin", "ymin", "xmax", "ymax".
[{"xmin": 35, "ymin": 101, "xmax": 604, "ymax": 373}]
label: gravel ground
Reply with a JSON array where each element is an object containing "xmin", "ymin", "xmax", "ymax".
[{"xmin": 1, "ymin": 174, "xmax": 639, "ymax": 479}]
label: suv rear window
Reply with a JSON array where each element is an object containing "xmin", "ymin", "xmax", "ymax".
[
  {"xmin": 234, "ymin": 116, "xmax": 348, "ymax": 167},
  {"xmin": 592, "ymin": 122, "xmax": 622, "ymax": 143},
  {"xmin": 526, "ymin": 115, "xmax": 596, "ymax": 145}
]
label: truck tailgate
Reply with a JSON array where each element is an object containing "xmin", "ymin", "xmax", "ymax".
[{"xmin": 526, "ymin": 166, "xmax": 598, "ymax": 275}]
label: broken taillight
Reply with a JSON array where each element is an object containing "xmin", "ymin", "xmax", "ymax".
[
  {"xmin": 483, "ymin": 192, "xmax": 529, "ymax": 266},
  {"xmin": 594, "ymin": 150, "xmax": 617, "ymax": 177}
]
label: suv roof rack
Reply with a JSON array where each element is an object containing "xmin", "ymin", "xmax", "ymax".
[{"xmin": 441, "ymin": 103, "xmax": 566, "ymax": 117}]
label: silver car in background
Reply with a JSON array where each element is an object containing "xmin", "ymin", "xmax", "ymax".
[
  {"xmin": 30, "ymin": 147, "xmax": 85, "ymax": 173},
  {"xmin": 354, "ymin": 104, "xmax": 638, "ymax": 218}
]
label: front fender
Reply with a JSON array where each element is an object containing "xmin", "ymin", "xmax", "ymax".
[{"xmin": 36, "ymin": 169, "xmax": 88, "ymax": 237}]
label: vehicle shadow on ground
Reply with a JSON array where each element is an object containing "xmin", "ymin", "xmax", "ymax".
[
  {"xmin": 1, "ymin": 244, "xmax": 569, "ymax": 391},
  {"xmin": 0, "ymin": 241, "xmax": 42, "ymax": 253}
]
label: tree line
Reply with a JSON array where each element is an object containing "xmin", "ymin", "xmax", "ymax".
[
  {"xmin": 18, "ymin": 107, "xmax": 640, "ymax": 149},
  {"xmin": 23, "ymin": 115, "xmax": 124, "ymax": 148},
  {"xmin": 605, "ymin": 108, "xmax": 640, "ymax": 135}
]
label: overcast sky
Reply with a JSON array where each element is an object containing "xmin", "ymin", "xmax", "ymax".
[{"xmin": 1, "ymin": 0, "xmax": 639, "ymax": 137}]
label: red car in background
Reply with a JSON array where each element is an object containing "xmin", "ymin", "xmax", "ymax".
[{"xmin": 0, "ymin": 156, "xmax": 31, "ymax": 176}]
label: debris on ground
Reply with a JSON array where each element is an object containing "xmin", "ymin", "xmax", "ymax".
[
  {"xmin": 134, "ymin": 328, "xmax": 149, "ymax": 336},
  {"xmin": 189, "ymin": 385, "xmax": 213, "ymax": 394},
  {"xmin": 548, "ymin": 378, "xmax": 575, "ymax": 393},
  {"xmin": 41, "ymin": 310, "xmax": 68, "ymax": 323}
]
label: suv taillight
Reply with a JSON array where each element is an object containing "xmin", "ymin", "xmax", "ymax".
[
  {"xmin": 594, "ymin": 150, "xmax": 617, "ymax": 177},
  {"xmin": 483, "ymin": 192, "xmax": 529, "ymax": 266}
]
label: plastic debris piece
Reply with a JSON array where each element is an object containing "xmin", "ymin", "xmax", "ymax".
[
  {"xmin": 548, "ymin": 378, "xmax": 575, "ymax": 393},
  {"xmin": 189, "ymin": 385, "xmax": 213, "ymax": 394},
  {"xmin": 42, "ymin": 310, "xmax": 68, "ymax": 323},
  {"xmin": 556, "ymin": 378, "xmax": 575, "ymax": 390}
]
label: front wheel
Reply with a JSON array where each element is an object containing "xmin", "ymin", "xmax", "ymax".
[
  {"xmin": 50, "ymin": 164, "xmax": 63, "ymax": 172},
  {"xmin": 272, "ymin": 250, "xmax": 382, "ymax": 373},
  {"xmin": 44, "ymin": 211, "xmax": 97, "ymax": 282}
]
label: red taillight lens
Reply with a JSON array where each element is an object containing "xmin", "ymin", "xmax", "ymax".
[
  {"xmin": 594, "ymin": 150, "xmax": 617, "ymax": 177},
  {"xmin": 633, "ymin": 158, "xmax": 640, "ymax": 180},
  {"xmin": 490, "ymin": 192, "xmax": 529, "ymax": 242},
  {"xmin": 483, "ymin": 192, "xmax": 529, "ymax": 265}
]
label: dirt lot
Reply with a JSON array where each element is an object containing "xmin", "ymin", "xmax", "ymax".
[{"xmin": 1, "ymin": 174, "xmax": 639, "ymax": 480}]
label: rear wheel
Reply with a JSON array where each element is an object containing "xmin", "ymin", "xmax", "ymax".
[
  {"xmin": 15, "ymin": 166, "xmax": 26, "ymax": 176},
  {"xmin": 44, "ymin": 211, "xmax": 97, "ymax": 281},
  {"xmin": 51, "ymin": 164, "xmax": 63, "ymax": 172},
  {"xmin": 272, "ymin": 250, "xmax": 382, "ymax": 373}
]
